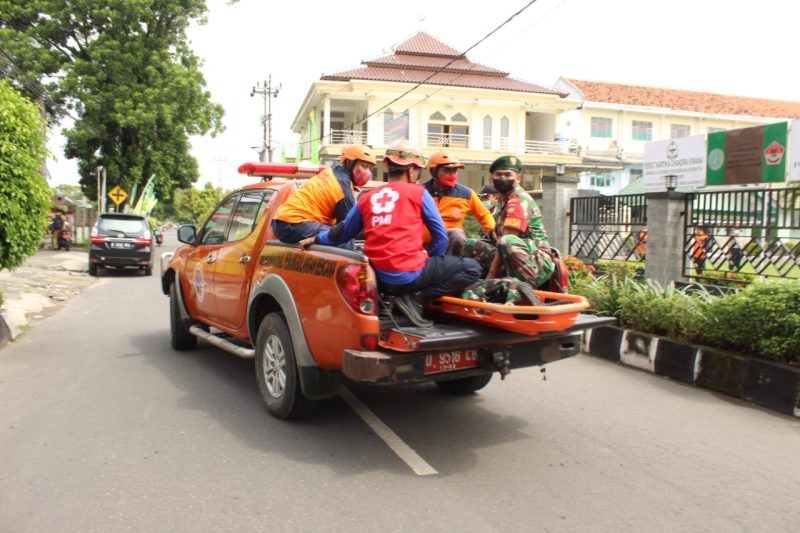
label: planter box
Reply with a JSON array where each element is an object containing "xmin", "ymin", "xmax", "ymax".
[{"xmin": 584, "ymin": 324, "xmax": 800, "ymax": 418}]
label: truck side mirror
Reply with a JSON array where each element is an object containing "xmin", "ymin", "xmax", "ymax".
[{"xmin": 176, "ymin": 224, "xmax": 197, "ymax": 244}]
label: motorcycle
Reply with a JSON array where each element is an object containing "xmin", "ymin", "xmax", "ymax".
[
  {"xmin": 154, "ymin": 230, "xmax": 164, "ymax": 247},
  {"xmin": 57, "ymin": 229, "xmax": 72, "ymax": 252}
]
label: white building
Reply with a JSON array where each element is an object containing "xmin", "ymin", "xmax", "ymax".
[{"xmin": 555, "ymin": 78, "xmax": 800, "ymax": 194}]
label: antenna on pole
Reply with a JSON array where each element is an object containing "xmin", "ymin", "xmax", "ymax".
[{"xmin": 251, "ymin": 75, "xmax": 281, "ymax": 162}]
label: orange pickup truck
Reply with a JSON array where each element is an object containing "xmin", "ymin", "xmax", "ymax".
[{"xmin": 161, "ymin": 163, "xmax": 611, "ymax": 419}]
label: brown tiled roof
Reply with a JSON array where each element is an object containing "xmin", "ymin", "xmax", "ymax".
[
  {"xmin": 568, "ymin": 79, "xmax": 800, "ymax": 119},
  {"xmin": 394, "ymin": 32, "xmax": 461, "ymax": 57},
  {"xmin": 322, "ymin": 32, "xmax": 564, "ymax": 97}
]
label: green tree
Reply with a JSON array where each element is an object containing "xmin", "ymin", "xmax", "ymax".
[
  {"xmin": 0, "ymin": 0, "xmax": 224, "ymax": 206},
  {"xmin": 173, "ymin": 182, "xmax": 221, "ymax": 224},
  {"xmin": 0, "ymin": 79, "xmax": 51, "ymax": 270}
]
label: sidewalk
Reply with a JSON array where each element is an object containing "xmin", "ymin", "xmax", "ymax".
[{"xmin": 0, "ymin": 249, "xmax": 96, "ymax": 347}]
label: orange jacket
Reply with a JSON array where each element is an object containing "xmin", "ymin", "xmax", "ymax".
[
  {"xmin": 421, "ymin": 180, "xmax": 495, "ymax": 242},
  {"xmin": 692, "ymin": 234, "xmax": 708, "ymax": 259},
  {"xmin": 273, "ymin": 166, "xmax": 356, "ymax": 225}
]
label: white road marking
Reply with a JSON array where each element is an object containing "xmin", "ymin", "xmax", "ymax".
[{"xmin": 339, "ymin": 387, "xmax": 438, "ymax": 476}]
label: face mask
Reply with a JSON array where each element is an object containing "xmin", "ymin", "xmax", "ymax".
[
  {"xmin": 352, "ymin": 165, "xmax": 371, "ymax": 187},
  {"xmin": 493, "ymin": 177, "xmax": 515, "ymax": 194},
  {"xmin": 438, "ymin": 174, "xmax": 457, "ymax": 188}
]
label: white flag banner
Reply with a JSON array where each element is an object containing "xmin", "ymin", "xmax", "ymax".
[
  {"xmin": 789, "ymin": 119, "xmax": 800, "ymax": 182},
  {"xmin": 643, "ymin": 134, "xmax": 707, "ymax": 190}
]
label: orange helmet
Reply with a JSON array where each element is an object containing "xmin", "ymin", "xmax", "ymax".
[
  {"xmin": 382, "ymin": 140, "xmax": 426, "ymax": 168},
  {"xmin": 428, "ymin": 151, "xmax": 465, "ymax": 172},
  {"xmin": 341, "ymin": 144, "xmax": 376, "ymax": 165}
]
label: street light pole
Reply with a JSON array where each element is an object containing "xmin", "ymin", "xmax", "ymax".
[{"xmin": 251, "ymin": 75, "xmax": 281, "ymax": 162}]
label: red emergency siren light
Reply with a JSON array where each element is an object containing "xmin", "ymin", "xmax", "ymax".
[{"xmin": 237, "ymin": 162, "xmax": 328, "ymax": 179}]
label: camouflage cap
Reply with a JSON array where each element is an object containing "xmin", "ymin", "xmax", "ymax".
[{"xmin": 489, "ymin": 155, "xmax": 522, "ymax": 173}]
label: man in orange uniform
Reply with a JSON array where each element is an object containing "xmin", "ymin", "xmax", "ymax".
[
  {"xmin": 271, "ymin": 144, "xmax": 376, "ymax": 248},
  {"xmin": 421, "ymin": 151, "xmax": 495, "ymax": 255}
]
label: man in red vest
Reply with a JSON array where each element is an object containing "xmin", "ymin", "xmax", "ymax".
[{"xmin": 301, "ymin": 141, "xmax": 481, "ymax": 326}]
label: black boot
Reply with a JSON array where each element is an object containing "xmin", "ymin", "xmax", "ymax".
[{"xmin": 394, "ymin": 292, "xmax": 433, "ymax": 328}]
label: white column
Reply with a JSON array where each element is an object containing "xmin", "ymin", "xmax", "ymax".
[{"xmin": 323, "ymin": 96, "xmax": 331, "ymax": 144}]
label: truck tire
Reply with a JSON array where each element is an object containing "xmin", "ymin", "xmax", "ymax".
[
  {"xmin": 144, "ymin": 264, "xmax": 153, "ymax": 276},
  {"xmin": 88, "ymin": 263, "xmax": 98, "ymax": 276},
  {"xmin": 435, "ymin": 374, "xmax": 493, "ymax": 394},
  {"xmin": 170, "ymin": 282, "xmax": 196, "ymax": 350},
  {"xmin": 255, "ymin": 312, "xmax": 316, "ymax": 419}
]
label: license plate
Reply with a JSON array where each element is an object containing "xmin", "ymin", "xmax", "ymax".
[
  {"xmin": 424, "ymin": 349, "xmax": 479, "ymax": 375},
  {"xmin": 110, "ymin": 242, "xmax": 130, "ymax": 249}
]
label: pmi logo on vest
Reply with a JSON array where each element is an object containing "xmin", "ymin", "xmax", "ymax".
[{"xmin": 370, "ymin": 188, "xmax": 399, "ymax": 226}]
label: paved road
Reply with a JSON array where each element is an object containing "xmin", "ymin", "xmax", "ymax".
[{"xmin": 1, "ymin": 240, "xmax": 798, "ymax": 532}]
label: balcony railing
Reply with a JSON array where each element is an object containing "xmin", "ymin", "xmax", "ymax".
[
  {"xmin": 525, "ymin": 140, "xmax": 579, "ymax": 155},
  {"xmin": 330, "ymin": 130, "xmax": 368, "ymax": 145},
  {"xmin": 426, "ymin": 132, "xmax": 468, "ymax": 148}
]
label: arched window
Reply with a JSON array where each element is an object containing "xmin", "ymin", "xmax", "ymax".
[
  {"xmin": 384, "ymin": 108, "xmax": 409, "ymax": 144},
  {"xmin": 483, "ymin": 115, "xmax": 492, "ymax": 149},
  {"xmin": 427, "ymin": 110, "xmax": 469, "ymax": 148},
  {"xmin": 500, "ymin": 116, "xmax": 510, "ymax": 150}
]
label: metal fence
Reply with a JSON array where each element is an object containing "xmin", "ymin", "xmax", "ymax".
[
  {"xmin": 684, "ymin": 187, "xmax": 800, "ymax": 281},
  {"xmin": 569, "ymin": 194, "xmax": 648, "ymax": 262}
]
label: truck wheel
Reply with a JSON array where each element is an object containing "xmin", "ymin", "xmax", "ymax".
[
  {"xmin": 144, "ymin": 264, "xmax": 153, "ymax": 276},
  {"xmin": 170, "ymin": 282, "xmax": 196, "ymax": 350},
  {"xmin": 435, "ymin": 374, "xmax": 493, "ymax": 394},
  {"xmin": 255, "ymin": 312, "xmax": 316, "ymax": 419},
  {"xmin": 88, "ymin": 263, "xmax": 98, "ymax": 276}
]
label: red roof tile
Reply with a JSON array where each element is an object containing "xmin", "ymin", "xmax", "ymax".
[
  {"xmin": 394, "ymin": 32, "xmax": 461, "ymax": 57},
  {"xmin": 321, "ymin": 32, "xmax": 564, "ymax": 97},
  {"xmin": 568, "ymin": 79, "xmax": 800, "ymax": 119}
]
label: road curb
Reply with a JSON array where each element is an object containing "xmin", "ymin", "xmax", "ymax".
[
  {"xmin": 583, "ymin": 325, "xmax": 800, "ymax": 418},
  {"xmin": 0, "ymin": 311, "xmax": 10, "ymax": 348}
]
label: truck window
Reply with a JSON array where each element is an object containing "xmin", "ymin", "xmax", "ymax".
[
  {"xmin": 226, "ymin": 190, "xmax": 267, "ymax": 242},
  {"xmin": 199, "ymin": 194, "xmax": 239, "ymax": 245}
]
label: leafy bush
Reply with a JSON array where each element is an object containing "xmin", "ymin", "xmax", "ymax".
[
  {"xmin": 571, "ymin": 275, "xmax": 799, "ymax": 367},
  {"xmin": 0, "ymin": 80, "xmax": 51, "ymax": 270},
  {"xmin": 697, "ymin": 280, "xmax": 800, "ymax": 366},
  {"xmin": 699, "ymin": 270, "xmax": 756, "ymax": 289}
]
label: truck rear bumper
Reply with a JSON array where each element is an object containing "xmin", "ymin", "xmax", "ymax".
[{"xmin": 343, "ymin": 332, "xmax": 583, "ymax": 385}]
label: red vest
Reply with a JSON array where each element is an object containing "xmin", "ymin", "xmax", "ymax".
[{"xmin": 358, "ymin": 182, "xmax": 428, "ymax": 272}]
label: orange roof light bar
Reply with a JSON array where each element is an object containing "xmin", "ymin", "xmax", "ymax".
[{"xmin": 237, "ymin": 162, "xmax": 328, "ymax": 178}]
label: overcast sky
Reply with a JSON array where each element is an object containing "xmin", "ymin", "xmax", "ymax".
[{"xmin": 47, "ymin": 0, "xmax": 799, "ymax": 189}]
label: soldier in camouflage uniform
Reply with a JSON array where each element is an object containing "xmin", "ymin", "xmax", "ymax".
[
  {"xmin": 461, "ymin": 277, "xmax": 541, "ymax": 306},
  {"xmin": 462, "ymin": 155, "xmax": 554, "ymax": 288}
]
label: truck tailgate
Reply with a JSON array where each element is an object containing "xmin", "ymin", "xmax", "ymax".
[{"xmin": 347, "ymin": 314, "xmax": 615, "ymax": 384}]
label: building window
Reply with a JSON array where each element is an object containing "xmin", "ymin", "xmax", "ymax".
[
  {"xmin": 632, "ymin": 120, "xmax": 653, "ymax": 141},
  {"xmin": 590, "ymin": 117, "xmax": 612, "ymax": 138},
  {"xmin": 384, "ymin": 109, "xmax": 409, "ymax": 144},
  {"xmin": 708, "ymin": 127, "xmax": 725, "ymax": 133},
  {"xmin": 671, "ymin": 124, "xmax": 691, "ymax": 138},
  {"xmin": 500, "ymin": 116, "xmax": 510, "ymax": 150},
  {"xmin": 427, "ymin": 110, "xmax": 468, "ymax": 147},
  {"xmin": 590, "ymin": 175, "xmax": 613, "ymax": 187},
  {"xmin": 483, "ymin": 115, "xmax": 492, "ymax": 149}
]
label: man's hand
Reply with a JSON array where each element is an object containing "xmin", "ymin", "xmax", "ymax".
[{"xmin": 298, "ymin": 236, "xmax": 316, "ymax": 249}]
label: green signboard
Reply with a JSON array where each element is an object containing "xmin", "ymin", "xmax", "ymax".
[{"xmin": 706, "ymin": 122, "xmax": 787, "ymax": 185}]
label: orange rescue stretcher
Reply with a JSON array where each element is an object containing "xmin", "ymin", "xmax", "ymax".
[{"xmin": 426, "ymin": 290, "xmax": 590, "ymax": 335}]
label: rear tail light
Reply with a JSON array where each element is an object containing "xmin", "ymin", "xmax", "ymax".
[
  {"xmin": 336, "ymin": 264, "xmax": 377, "ymax": 316},
  {"xmin": 133, "ymin": 238, "xmax": 151, "ymax": 246}
]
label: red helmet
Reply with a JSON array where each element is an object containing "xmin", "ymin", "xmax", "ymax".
[
  {"xmin": 382, "ymin": 140, "xmax": 426, "ymax": 168},
  {"xmin": 341, "ymin": 144, "xmax": 376, "ymax": 165}
]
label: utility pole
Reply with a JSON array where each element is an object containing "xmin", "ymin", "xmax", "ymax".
[
  {"xmin": 251, "ymin": 75, "xmax": 281, "ymax": 162},
  {"xmin": 213, "ymin": 155, "xmax": 227, "ymax": 198}
]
